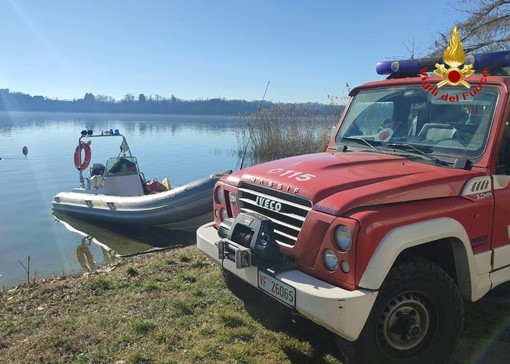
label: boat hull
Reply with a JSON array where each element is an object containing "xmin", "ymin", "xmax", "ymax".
[{"xmin": 52, "ymin": 176, "xmax": 219, "ymax": 230}]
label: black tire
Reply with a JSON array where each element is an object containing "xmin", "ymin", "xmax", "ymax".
[
  {"xmin": 221, "ymin": 268, "xmax": 258, "ymax": 302},
  {"xmin": 338, "ymin": 256, "xmax": 464, "ymax": 364}
]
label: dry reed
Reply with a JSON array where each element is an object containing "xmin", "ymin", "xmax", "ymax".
[{"xmin": 237, "ymin": 104, "xmax": 338, "ymax": 166}]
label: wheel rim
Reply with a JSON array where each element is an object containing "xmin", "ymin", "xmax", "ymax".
[{"xmin": 377, "ymin": 292, "xmax": 435, "ymax": 353}]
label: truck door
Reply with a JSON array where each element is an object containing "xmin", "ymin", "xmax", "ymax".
[{"xmin": 492, "ymin": 108, "xmax": 510, "ymax": 269}]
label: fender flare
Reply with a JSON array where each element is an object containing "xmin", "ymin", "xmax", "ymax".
[{"xmin": 358, "ymin": 217, "xmax": 490, "ymax": 301}]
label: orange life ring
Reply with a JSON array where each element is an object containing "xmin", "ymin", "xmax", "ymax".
[{"xmin": 74, "ymin": 142, "xmax": 91, "ymax": 170}]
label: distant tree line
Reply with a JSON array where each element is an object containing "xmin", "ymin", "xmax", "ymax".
[{"xmin": 0, "ymin": 89, "xmax": 343, "ymax": 116}]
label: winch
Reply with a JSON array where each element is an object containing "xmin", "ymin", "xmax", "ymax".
[{"xmin": 217, "ymin": 212, "xmax": 281, "ymax": 268}]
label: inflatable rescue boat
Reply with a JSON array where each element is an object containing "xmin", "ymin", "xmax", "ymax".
[{"xmin": 51, "ymin": 129, "xmax": 230, "ymax": 230}]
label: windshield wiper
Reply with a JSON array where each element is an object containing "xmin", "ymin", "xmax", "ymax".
[
  {"xmin": 340, "ymin": 137, "xmax": 382, "ymax": 153},
  {"xmin": 387, "ymin": 143, "xmax": 449, "ymax": 166}
]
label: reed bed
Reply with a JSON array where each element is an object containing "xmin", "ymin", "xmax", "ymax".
[{"xmin": 237, "ymin": 104, "xmax": 339, "ymax": 167}]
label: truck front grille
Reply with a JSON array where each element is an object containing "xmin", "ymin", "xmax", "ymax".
[{"xmin": 237, "ymin": 184, "xmax": 312, "ymax": 247}]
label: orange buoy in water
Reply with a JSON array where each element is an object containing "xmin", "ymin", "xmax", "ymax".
[{"xmin": 22, "ymin": 146, "xmax": 28, "ymax": 157}]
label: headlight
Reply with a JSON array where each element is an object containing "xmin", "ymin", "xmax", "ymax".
[
  {"xmin": 323, "ymin": 249, "xmax": 338, "ymax": 271},
  {"xmin": 214, "ymin": 186, "xmax": 223, "ymax": 204},
  {"xmin": 334, "ymin": 224, "xmax": 352, "ymax": 252}
]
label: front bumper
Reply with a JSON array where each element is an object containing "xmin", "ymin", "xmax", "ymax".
[{"xmin": 196, "ymin": 222, "xmax": 378, "ymax": 341}]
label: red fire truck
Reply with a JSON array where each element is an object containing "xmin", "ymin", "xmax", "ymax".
[{"xmin": 197, "ymin": 51, "xmax": 510, "ymax": 363}]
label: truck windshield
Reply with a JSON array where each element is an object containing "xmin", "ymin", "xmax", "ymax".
[{"xmin": 335, "ymin": 86, "xmax": 498, "ymax": 164}]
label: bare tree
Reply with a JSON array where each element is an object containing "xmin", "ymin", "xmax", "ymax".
[
  {"xmin": 96, "ymin": 94, "xmax": 115, "ymax": 103},
  {"xmin": 122, "ymin": 93, "xmax": 135, "ymax": 102},
  {"xmin": 431, "ymin": 0, "xmax": 510, "ymax": 55}
]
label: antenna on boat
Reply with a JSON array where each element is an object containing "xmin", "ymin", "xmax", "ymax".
[{"xmin": 240, "ymin": 80, "xmax": 270, "ymax": 170}]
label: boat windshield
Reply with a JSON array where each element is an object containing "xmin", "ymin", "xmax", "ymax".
[
  {"xmin": 335, "ymin": 85, "xmax": 499, "ymax": 166},
  {"xmin": 104, "ymin": 156, "xmax": 139, "ymax": 176}
]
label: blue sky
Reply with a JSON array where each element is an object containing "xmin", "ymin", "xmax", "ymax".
[{"xmin": 0, "ymin": 1, "xmax": 464, "ymax": 103}]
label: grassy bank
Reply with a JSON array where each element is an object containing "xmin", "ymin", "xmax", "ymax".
[
  {"xmin": 1, "ymin": 245, "xmax": 510, "ymax": 364},
  {"xmin": 0, "ymin": 246, "xmax": 341, "ymax": 364}
]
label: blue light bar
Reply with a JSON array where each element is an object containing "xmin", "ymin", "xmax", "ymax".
[
  {"xmin": 466, "ymin": 51, "xmax": 510, "ymax": 70},
  {"xmin": 376, "ymin": 59, "xmax": 421, "ymax": 75},
  {"xmin": 376, "ymin": 51, "xmax": 510, "ymax": 76}
]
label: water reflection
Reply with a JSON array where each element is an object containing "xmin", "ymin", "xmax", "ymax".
[
  {"xmin": 53, "ymin": 211, "xmax": 196, "ymax": 273},
  {"xmin": 0, "ymin": 111, "xmax": 242, "ymax": 137},
  {"xmin": 76, "ymin": 237, "xmax": 114, "ymax": 272}
]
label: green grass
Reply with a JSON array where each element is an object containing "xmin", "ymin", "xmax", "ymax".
[
  {"xmin": 2, "ymin": 245, "xmax": 509, "ymax": 363},
  {"xmin": 0, "ymin": 246, "xmax": 342, "ymax": 364},
  {"xmin": 126, "ymin": 266, "xmax": 139, "ymax": 277}
]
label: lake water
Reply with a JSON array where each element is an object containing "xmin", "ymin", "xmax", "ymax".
[{"xmin": 0, "ymin": 112, "xmax": 242, "ymax": 289}]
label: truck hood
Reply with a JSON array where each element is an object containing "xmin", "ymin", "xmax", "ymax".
[{"xmin": 228, "ymin": 152, "xmax": 477, "ymax": 215}]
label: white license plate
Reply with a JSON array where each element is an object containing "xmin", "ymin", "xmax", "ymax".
[{"xmin": 257, "ymin": 270, "xmax": 296, "ymax": 308}]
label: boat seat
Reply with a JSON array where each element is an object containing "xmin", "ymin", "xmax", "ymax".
[{"xmin": 90, "ymin": 175, "xmax": 104, "ymax": 189}]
